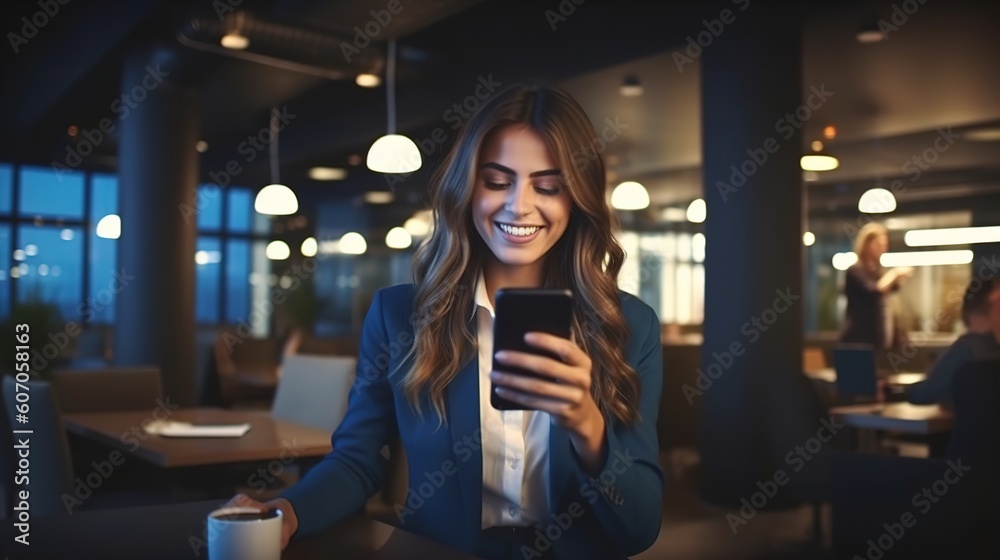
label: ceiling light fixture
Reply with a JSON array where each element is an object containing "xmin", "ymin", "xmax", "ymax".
[
  {"xmin": 610, "ymin": 181, "xmax": 649, "ymax": 210},
  {"xmin": 855, "ymin": 23, "xmax": 884, "ymax": 44},
  {"xmin": 308, "ymin": 167, "xmax": 347, "ymax": 181},
  {"xmin": 858, "ymin": 188, "xmax": 896, "ymax": 213},
  {"xmin": 800, "ymin": 146, "xmax": 839, "ymax": 171},
  {"xmin": 620, "ymin": 75, "xmax": 643, "ymax": 97},
  {"xmin": 881, "ymin": 249, "xmax": 973, "ymax": 268},
  {"xmin": 356, "ymin": 73, "xmax": 381, "ymax": 88},
  {"xmin": 904, "ymin": 225, "xmax": 1000, "ymax": 247},
  {"xmin": 366, "ymin": 39, "xmax": 421, "ymax": 174},
  {"xmin": 686, "ymin": 198, "xmax": 706, "ymax": 223},
  {"xmin": 254, "ymin": 107, "xmax": 298, "ymax": 215},
  {"xmin": 221, "ymin": 11, "xmax": 250, "ymax": 50}
]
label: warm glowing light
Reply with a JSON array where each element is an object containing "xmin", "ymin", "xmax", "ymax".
[
  {"xmin": 220, "ymin": 32, "xmax": 249, "ymax": 50},
  {"xmin": 610, "ymin": 181, "xmax": 649, "ymax": 210},
  {"xmin": 96, "ymin": 214, "xmax": 121, "ymax": 239},
  {"xmin": 403, "ymin": 210, "xmax": 432, "ymax": 237},
  {"xmin": 686, "ymin": 199, "xmax": 706, "ymax": 223},
  {"xmin": 254, "ymin": 184, "xmax": 298, "ymax": 215},
  {"xmin": 301, "ymin": 237, "xmax": 318, "ymax": 257},
  {"xmin": 803, "ymin": 231, "xmax": 816, "ymax": 246},
  {"xmin": 364, "ymin": 191, "xmax": 394, "ymax": 204},
  {"xmin": 823, "ymin": 125, "xmax": 837, "ymax": 140},
  {"xmin": 265, "ymin": 240, "xmax": 290, "ymax": 260},
  {"xmin": 308, "ymin": 167, "xmax": 347, "ymax": 181},
  {"xmin": 832, "ymin": 252, "xmax": 859, "ymax": 271},
  {"xmin": 385, "ymin": 227, "xmax": 412, "ymax": 249},
  {"xmin": 339, "ymin": 232, "xmax": 367, "ymax": 255},
  {"xmin": 356, "ymin": 73, "xmax": 381, "ymax": 88},
  {"xmin": 881, "ymin": 250, "xmax": 974, "ymax": 268},
  {"xmin": 904, "ymin": 226, "xmax": 1000, "ymax": 247},
  {"xmin": 366, "ymin": 134, "xmax": 422, "ymax": 173},
  {"xmin": 800, "ymin": 154, "xmax": 839, "ymax": 171},
  {"xmin": 858, "ymin": 188, "xmax": 896, "ymax": 213}
]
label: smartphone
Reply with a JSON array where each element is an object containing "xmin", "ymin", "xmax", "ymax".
[{"xmin": 490, "ymin": 288, "xmax": 574, "ymax": 410}]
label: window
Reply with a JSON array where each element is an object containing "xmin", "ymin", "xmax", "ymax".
[
  {"xmin": 18, "ymin": 166, "xmax": 84, "ymax": 220},
  {"xmin": 1, "ymin": 164, "xmax": 116, "ymax": 326},
  {"xmin": 619, "ymin": 230, "xmax": 704, "ymax": 325},
  {"xmin": 195, "ymin": 185, "xmax": 272, "ymax": 326}
]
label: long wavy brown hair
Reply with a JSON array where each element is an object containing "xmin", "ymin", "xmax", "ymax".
[{"xmin": 403, "ymin": 84, "xmax": 640, "ymax": 427}]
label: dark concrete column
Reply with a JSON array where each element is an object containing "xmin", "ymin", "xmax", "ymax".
[
  {"xmin": 698, "ymin": 6, "xmax": 808, "ymax": 506},
  {"xmin": 115, "ymin": 45, "xmax": 199, "ymax": 405}
]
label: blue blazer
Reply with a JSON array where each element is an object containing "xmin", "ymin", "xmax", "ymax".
[{"xmin": 282, "ymin": 283, "xmax": 664, "ymax": 558}]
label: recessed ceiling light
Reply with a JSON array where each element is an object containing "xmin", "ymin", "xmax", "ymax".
[
  {"xmin": 195, "ymin": 140, "xmax": 209, "ymax": 153},
  {"xmin": 364, "ymin": 191, "xmax": 394, "ymax": 204},
  {"xmin": 620, "ymin": 75, "xmax": 643, "ymax": 97},
  {"xmin": 220, "ymin": 31, "xmax": 249, "ymax": 50},
  {"xmin": 800, "ymin": 154, "xmax": 839, "ymax": 171},
  {"xmin": 856, "ymin": 23, "xmax": 884, "ymax": 43},
  {"xmin": 356, "ymin": 73, "xmax": 381, "ymax": 88},
  {"xmin": 308, "ymin": 167, "xmax": 347, "ymax": 180}
]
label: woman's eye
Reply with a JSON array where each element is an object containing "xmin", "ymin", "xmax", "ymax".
[
  {"xmin": 484, "ymin": 180, "xmax": 510, "ymax": 190},
  {"xmin": 535, "ymin": 184, "xmax": 562, "ymax": 195}
]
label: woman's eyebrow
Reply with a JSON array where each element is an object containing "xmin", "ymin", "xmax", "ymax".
[{"xmin": 479, "ymin": 162, "xmax": 562, "ymax": 178}]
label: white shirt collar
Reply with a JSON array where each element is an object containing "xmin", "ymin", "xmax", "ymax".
[{"xmin": 472, "ymin": 270, "xmax": 494, "ymax": 321}]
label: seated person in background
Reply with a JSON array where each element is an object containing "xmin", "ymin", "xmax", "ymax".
[{"xmin": 906, "ymin": 277, "xmax": 1000, "ymax": 406}]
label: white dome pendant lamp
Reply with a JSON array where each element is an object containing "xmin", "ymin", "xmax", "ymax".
[
  {"xmin": 366, "ymin": 38, "xmax": 421, "ymax": 174},
  {"xmin": 254, "ymin": 107, "xmax": 298, "ymax": 215}
]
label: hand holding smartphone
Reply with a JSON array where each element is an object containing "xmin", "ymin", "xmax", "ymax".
[{"xmin": 490, "ymin": 288, "xmax": 574, "ymax": 410}]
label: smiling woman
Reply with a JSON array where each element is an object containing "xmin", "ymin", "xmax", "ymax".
[{"xmin": 227, "ymin": 85, "xmax": 665, "ymax": 560}]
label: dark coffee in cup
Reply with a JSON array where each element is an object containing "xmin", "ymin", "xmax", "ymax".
[{"xmin": 213, "ymin": 510, "xmax": 280, "ymax": 522}]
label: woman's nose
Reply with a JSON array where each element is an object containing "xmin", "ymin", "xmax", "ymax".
[{"xmin": 504, "ymin": 183, "xmax": 535, "ymax": 215}]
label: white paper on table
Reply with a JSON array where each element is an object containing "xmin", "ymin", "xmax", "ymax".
[{"xmin": 144, "ymin": 420, "xmax": 252, "ymax": 438}]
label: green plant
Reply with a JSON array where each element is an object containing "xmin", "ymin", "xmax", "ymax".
[{"xmin": 1, "ymin": 285, "xmax": 64, "ymax": 379}]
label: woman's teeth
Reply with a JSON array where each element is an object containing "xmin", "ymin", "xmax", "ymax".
[{"xmin": 498, "ymin": 224, "xmax": 540, "ymax": 236}]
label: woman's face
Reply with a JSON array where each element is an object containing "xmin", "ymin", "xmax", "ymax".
[
  {"xmin": 471, "ymin": 125, "xmax": 572, "ymax": 272},
  {"xmin": 866, "ymin": 233, "xmax": 889, "ymax": 260}
]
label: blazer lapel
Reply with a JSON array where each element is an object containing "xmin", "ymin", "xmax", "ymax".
[{"xmin": 446, "ymin": 346, "xmax": 482, "ymax": 548}]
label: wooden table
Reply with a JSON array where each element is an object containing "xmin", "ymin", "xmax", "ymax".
[
  {"xmin": 0, "ymin": 499, "xmax": 477, "ymax": 559},
  {"xmin": 829, "ymin": 402, "xmax": 954, "ymax": 434},
  {"xmin": 63, "ymin": 408, "xmax": 333, "ymax": 468}
]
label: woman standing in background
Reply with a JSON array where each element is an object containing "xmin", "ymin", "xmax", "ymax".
[{"xmin": 840, "ymin": 222, "xmax": 914, "ymax": 349}]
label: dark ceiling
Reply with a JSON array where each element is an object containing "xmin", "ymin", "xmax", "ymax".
[{"xmin": 2, "ymin": 0, "xmax": 999, "ymax": 237}]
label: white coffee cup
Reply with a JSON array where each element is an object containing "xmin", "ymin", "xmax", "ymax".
[{"xmin": 207, "ymin": 506, "xmax": 283, "ymax": 560}]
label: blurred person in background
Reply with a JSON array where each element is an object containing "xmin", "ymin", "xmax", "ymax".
[
  {"xmin": 840, "ymin": 222, "xmax": 914, "ymax": 350},
  {"xmin": 906, "ymin": 277, "xmax": 1000, "ymax": 406}
]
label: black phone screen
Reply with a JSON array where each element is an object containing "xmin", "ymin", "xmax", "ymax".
[{"xmin": 490, "ymin": 288, "xmax": 574, "ymax": 410}]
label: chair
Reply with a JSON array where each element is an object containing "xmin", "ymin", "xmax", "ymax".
[
  {"xmin": 271, "ymin": 354, "xmax": 356, "ymax": 431},
  {"xmin": 832, "ymin": 345, "xmax": 878, "ymax": 400},
  {"xmin": 2, "ymin": 376, "xmax": 75, "ymax": 518},
  {"xmin": 48, "ymin": 366, "xmax": 163, "ymax": 414},
  {"xmin": 830, "ymin": 360, "xmax": 1000, "ymax": 557}
]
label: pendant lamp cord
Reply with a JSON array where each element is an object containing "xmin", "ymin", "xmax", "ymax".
[
  {"xmin": 387, "ymin": 38, "xmax": 396, "ymax": 135},
  {"xmin": 269, "ymin": 106, "xmax": 279, "ymax": 184}
]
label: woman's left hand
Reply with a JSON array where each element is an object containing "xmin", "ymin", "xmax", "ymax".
[{"xmin": 491, "ymin": 332, "xmax": 607, "ymax": 470}]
